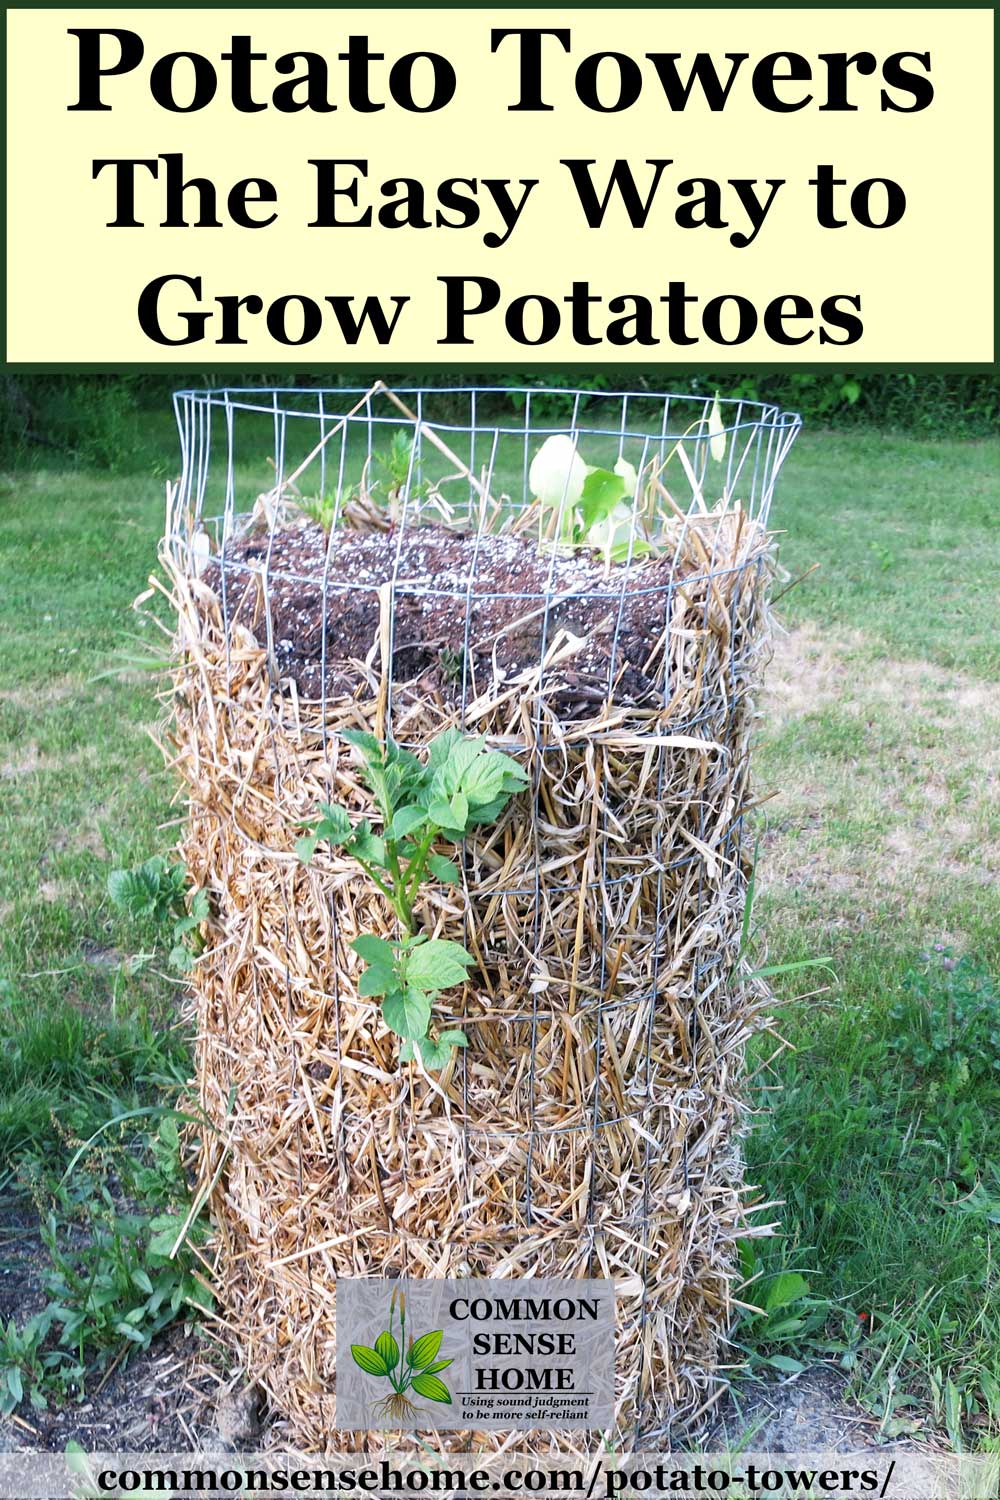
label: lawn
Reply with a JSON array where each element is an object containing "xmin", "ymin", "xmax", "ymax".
[{"xmin": 0, "ymin": 410, "xmax": 997, "ymax": 1443}]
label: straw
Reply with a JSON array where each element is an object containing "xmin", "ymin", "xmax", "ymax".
[{"xmin": 158, "ymin": 495, "xmax": 778, "ymax": 1455}]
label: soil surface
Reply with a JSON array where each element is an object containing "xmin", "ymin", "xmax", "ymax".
[
  {"xmin": 209, "ymin": 523, "xmax": 684, "ymax": 711},
  {"xmin": 705, "ymin": 1367, "xmax": 940, "ymax": 1454},
  {"xmin": 0, "ymin": 1204, "xmax": 221, "ymax": 1457},
  {"xmin": 2, "ymin": 1350, "xmax": 939, "ymax": 1460}
]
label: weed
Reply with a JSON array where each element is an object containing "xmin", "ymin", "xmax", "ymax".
[
  {"xmin": 1, "ymin": 1113, "xmax": 211, "ymax": 1415},
  {"xmin": 0, "ymin": 1307, "xmax": 82, "ymax": 1415},
  {"xmin": 736, "ymin": 1243, "xmax": 842, "ymax": 1377},
  {"xmin": 889, "ymin": 949, "xmax": 1000, "ymax": 1089},
  {"xmin": 374, "ymin": 429, "xmax": 430, "ymax": 502},
  {"xmin": 107, "ymin": 857, "xmax": 208, "ymax": 972}
]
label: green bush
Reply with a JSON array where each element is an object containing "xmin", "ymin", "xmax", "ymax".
[
  {"xmin": 3, "ymin": 369, "xmax": 996, "ymax": 473},
  {"xmin": 1, "ymin": 376, "xmax": 141, "ymax": 471}
]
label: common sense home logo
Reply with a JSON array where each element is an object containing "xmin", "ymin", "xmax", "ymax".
[{"xmin": 350, "ymin": 1288, "xmax": 453, "ymax": 1422}]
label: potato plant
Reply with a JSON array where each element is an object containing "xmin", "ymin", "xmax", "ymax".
[
  {"xmin": 528, "ymin": 393, "xmax": 727, "ymax": 561},
  {"xmin": 297, "ymin": 728, "xmax": 527, "ymax": 1069}
]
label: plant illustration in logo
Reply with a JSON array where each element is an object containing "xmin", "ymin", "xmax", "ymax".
[{"xmin": 350, "ymin": 1288, "xmax": 453, "ymax": 1422}]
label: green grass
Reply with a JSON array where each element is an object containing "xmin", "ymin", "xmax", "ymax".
[
  {"xmin": 743, "ymin": 430, "xmax": 1000, "ymax": 1444},
  {"xmin": 770, "ymin": 430, "xmax": 999, "ymax": 677},
  {"xmin": 1, "ymin": 411, "xmax": 998, "ymax": 1440}
]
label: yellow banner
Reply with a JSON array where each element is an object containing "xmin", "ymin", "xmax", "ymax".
[{"xmin": 5, "ymin": 6, "xmax": 995, "ymax": 363}]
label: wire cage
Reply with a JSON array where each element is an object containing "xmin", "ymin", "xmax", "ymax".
[{"xmin": 162, "ymin": 382, "xmax": 801, "ymax": 1451}]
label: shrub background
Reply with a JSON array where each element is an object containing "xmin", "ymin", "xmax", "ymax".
[{"xmin": 2, "ymin": 370, "xmax": 997, "ymax": 472}]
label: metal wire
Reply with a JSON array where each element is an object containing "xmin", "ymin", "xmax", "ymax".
[{"xmin": 170, "ymin": 383, "xmax": 801, "ymax": 1432}]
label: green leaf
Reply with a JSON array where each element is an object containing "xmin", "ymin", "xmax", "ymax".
[
  {"xmin": 426, "ymin": 854, "xmax": 461, "ymax": 886},
  {"xmin": 459, "ymin": 757, "xmax": 506, "ymax": 807},
  {"xmin": 578, "ymin": 467, "xmax": 628, "ymax": 532},
  {"xmin": 426, "ymin": 729, "xmax": 463, "ymax": 771},
  {"xmin": 351, "ymin": 1344, "xmax": 389, "ymax": 1377},
  {"xmin": 415, "ymin": 1036, "xmax": 456, "ymax": 1070},
  {"xmin": 348, "ymin": 826, "xmax": 388, "ymax": 869},
  {"xmin": 375, "ymin": 1330, "xmax": 400, "ymax": 1371},
  {"xmin": 341, "ymin": 729, "xmax": 383, "ymax": 763},
  {"xmin": 399, "ymin": 1040, "xmax": 416, "ymax": 1062},
  {"xmin": 148, "ymin": 1229, "xmax": 180, "ymax": 1258},
  {"xmin": 494, "ymin": 752, "xmax": 529, "ymax": 789},
  {"xmin": 427, "ymin": 797, "xmax": 463, "ymax": 832},
  {"xmin": 437, "ymin": 1030, "xmax": 468, "ymax": 1047},
  {"xmin": 408, "ymin": 1330, "xmax": 443, "ymax": 1369},
  {"xmin": 382, "ymin": 988, "xmax": 432, "ymax": 1042},
  {"xmin": 410, "ymin": 1372, "xmax": 452, "ymax": 1403},
  {"xmin": 406, "ymin": 940, "xmax": 474, "ymax": 994},
  {"xmin": 108, "ymin": 861, "xmax": 177, "ymax": 921},
  {"xmin": 107, "ymin": 867, "xmax": 138, "ymax": 907},
  {"xmin": 763, "ymin": 1317, "xmax": 807, "ymax": 1339},
  {"xmin": 115, "ymin": 1322, "xmax": 148, "ymax": 1345},
  {"xmin": 358, "ymin": 964, "xmax": 397, "ymax": 998},
  {"xmin": 749, "ymin": 958, "xmax": 834, "ymax": 980},
  {"xmin": 168, "ymin": 943, "xmax": 193, "ymax": 972},
  {"xmin": 434, "ymin": 736, "xmax": 486, "ymax": 796},
  {"xmin": 6, "ymin": 1368, "xmax": 22, "ymax": 1405},
  {"xmin": 763, "ymin": 1273, "xmax": 810, "ymax": 1314},
  {"xmin": 609, "ymin": 538, "xmax": 652, "ymax": 563},
  {"xmin": 383, "ymin": 738, "xmax": 423, "ymax": 775},
  {"xmin": 763, "ymin": 1354, "xmax": 806, "ymax": 1374},
  {"xmin": 295, "ymin": 834, "xmax": 320, "ymax": 865},
  {"xmin": 390, "ymin": 805, "xmax": 426, "ymax": 840},
  {"xmin": 449, "ymin": 791, "xmax": 469, "ymax": 828},
  {"xmin": 422, "ymin": 1358, "xmax": 454, "ymax": 1374},
  {"xmin": 189, "ymin": 888, "xmax": 210, "ymax": 921},
  {"xmin": 315, "ymin": 803, "xmax": 353, "ymax": 844},
  {"xmin": 353, "ymin": 935, "xmax": 396, "ymax": 966},
  {"xmin": 467, "ymin": 795, "xmax": 510, "ymax": 827}
]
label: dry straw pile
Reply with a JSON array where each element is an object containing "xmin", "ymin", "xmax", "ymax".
[{"xmin": 158, "ymin": 395, "xmax": 780, "ymax": 1453}]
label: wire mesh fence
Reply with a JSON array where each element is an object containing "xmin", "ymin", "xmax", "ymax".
[{"xmin": 162, "ymin": 381, "xmax": 801, "ymax": 1449}]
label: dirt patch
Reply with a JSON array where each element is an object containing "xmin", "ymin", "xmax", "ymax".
[
  {"xmin": 764, "ymin": 624, "xmax": 868, "ymax": 724},
  {"xmin": 0, "ymin": 681, "xmax": 77, "ymax": 708},
  {"xmin": 0, "ymin": 1206, "xmax": 219, "ymax": 1456},
  {"xmin": 79, "ymin": 938, "xmax": 122, "ymax": 971},
  {"xmin": 209, "ymin": 522, "xmax": 689, "ymax": 713},
  {"xmin": 768, "ymin": 623, "xmax": 1000, "ymax": 731},
  {"xmin": 761, "ymin": 624, "xmax": 1000, "ymax": 917},
  {"xmin": 37, "ymin": 881, "xmax": 70, "ymax": 904},
  {"xmin": 706, "ymin": 1366, "xmax": 941, "ymax": 1454},
  {"xmin": 1, "ymin": 745, "xmax": 59, "ymax": 780},
  {"xmin": 0, "ymin": 1326, "xmax": 219, "ymax": 1455},
  {"xmin": 1, "ymin": 745, "xmax": 93, "ymax": 781}
]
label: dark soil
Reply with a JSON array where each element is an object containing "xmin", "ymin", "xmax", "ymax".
[
  {"xmin": 209, "ymin": 523, "xmax": 684, "ymax": 712},
  {"xmin": 0, "ymin": 1205, "xmax": 220, "ymax": 1456},
  {"xmin": 705, "ymin": 1366, "xmax": 941, "ymax": 1453}
]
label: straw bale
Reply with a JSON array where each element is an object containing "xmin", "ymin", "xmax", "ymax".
[{"xmin": 161, "ymin": 501, "xmax": 777, "ymax": 1453}]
